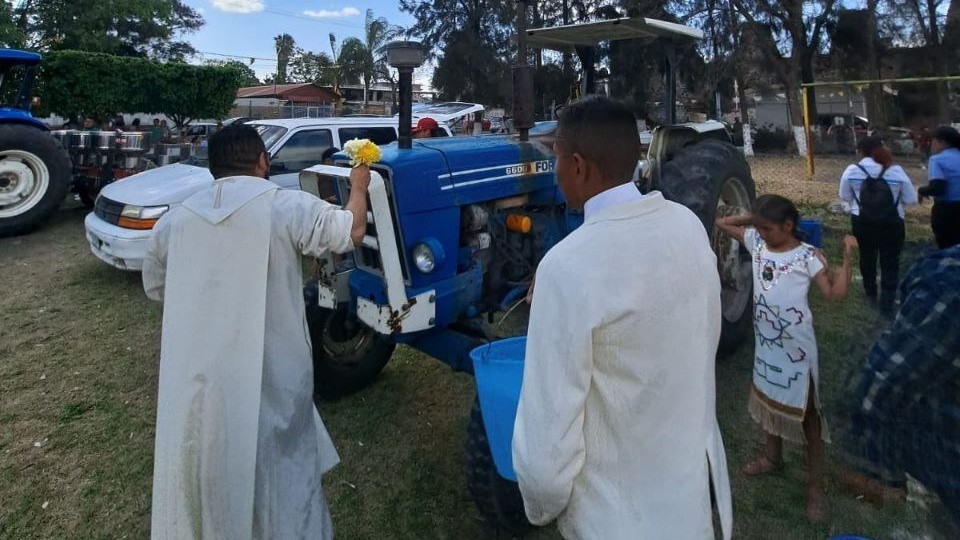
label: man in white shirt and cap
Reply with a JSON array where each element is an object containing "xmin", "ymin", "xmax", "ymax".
[
  {"xmin": 512, "ymin": 96, "xmax": 733, "ymax": 540},
  {"xmin": 143, "ymin": 124, "xmax": 369, "ymax": 540}
]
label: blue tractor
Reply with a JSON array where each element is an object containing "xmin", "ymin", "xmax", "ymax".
[
  {"xmin": 300, "ymin": 16, "xmax": 755, "ymax": 532},
  {"xmin": 0, "ymin": 50, "xmax": 72, "ymax": 237}
]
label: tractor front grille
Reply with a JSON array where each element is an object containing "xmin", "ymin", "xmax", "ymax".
[
  {"xmin": 339, "ymin": 167, "xmax": 410, "ymax": 282},
  {"xmin": 94, "ymin": 196, "xmax": 124, "ymax": 226}
]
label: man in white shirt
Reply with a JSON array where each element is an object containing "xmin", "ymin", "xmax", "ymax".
[
  {"xmin": 143, "ymin": 125, "xmax": 369, "ymax": 540},
  {"xmin": 512, "ymin": 96, "xmax": 732, "ymax": 540}
]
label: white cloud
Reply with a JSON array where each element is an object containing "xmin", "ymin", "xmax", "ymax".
[
  {"xmin": 211, "ymin": 0, "xmax": 264, "ymax": 14},
  {"xmin": 302, "ymin": 7, "xmax": 360, "ymax": 19}
]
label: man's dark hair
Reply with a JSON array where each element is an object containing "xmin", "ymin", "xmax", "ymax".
[
  {"xmin": 555, "ymin": 96, "xmax": 639, "ymax": 184},
  {"xmin": 934, "ymin": 126, "xmax": 960, "ymax": 150},
  {"xmin": 858, "ymin": 135, "xmax": 883, "ymax": 155},
  {"xmin": 208, "ymin": 124, "xmax": 267, "ymax": 179}
]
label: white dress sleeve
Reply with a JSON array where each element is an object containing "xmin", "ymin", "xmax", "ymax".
[
  {"xmin": 512, "ymin": 256, "xmax": 593, "ymax": 525},
  {"xmin": 280, "ymin": 191, "xmax": 355, "ymax": 256},
  {"xmin": 805, "ymin": 246, "xmax": 826, "ymax": 278},
  {"xmin": 743, "ymin": 227, "xmax": 761, "ymax": 256},
  {"xmin": 142, "ymin": 214, "xmax": 172, "ymax": 301}
]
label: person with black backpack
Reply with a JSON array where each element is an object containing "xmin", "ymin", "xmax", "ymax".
[{"xmin": 840, "ymin": 136, "xmax": 918, "ymax": 314}]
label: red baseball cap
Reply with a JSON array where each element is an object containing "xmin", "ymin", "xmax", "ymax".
[{"xmin": 412, "ymin": 117, "xmax": 438, "ymax": 133}]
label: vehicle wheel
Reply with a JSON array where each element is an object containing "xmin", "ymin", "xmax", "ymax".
[
  {"xmin": 657, "ymin": 139, "xmax": 755, "ymax": 354},
  {"xmin": 304, "ymin": 281, "xmax": 395, "ymax": 400},
  {"xmin": 0, "ymin": 125, "xmax": 72, "ymax": 237},
  {"xmin": 465, "ymin": 397, "xmax": 531, "ymax": 535}
]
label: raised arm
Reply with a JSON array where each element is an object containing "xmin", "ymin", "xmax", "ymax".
[
  {"xmin": 344, "ymin": 165, "xmax": 370, "ymax": 246},
  {"xmin": 714, "ymin": 213, "xmax": 753, "ymax": 243},
  {"xmin": 813, "ymin": 235, "xmax": 857, "ymax": 301}
]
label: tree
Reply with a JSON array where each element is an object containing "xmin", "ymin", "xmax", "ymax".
[
  {"xmin": 731, "ymin": 0, "xmax": 840, "ymax": 155},
  {"xmin": 37, "ymin": 51, "xmax": 241, "ymax": 130},
  {"xmin": 288, "ymin": 48, "xmax": 335, "ymax": 85},
  {"xmin": 432, "ymin": 27, "xmax": 510, "ymax": 104},
  {"xmin": 204, "ymin": 59, "xmax": 260, "ymax": 87},
  {"xmin": 338, "ymin": 10, "xmax": 399, "ymax": 105},
  {"xmin": 274, "ymin": 33, "xmax": 295, "ymax": 85},
  {"xmin": 14, "ymin": 0, "xmax": 203, "ymax": 61}
]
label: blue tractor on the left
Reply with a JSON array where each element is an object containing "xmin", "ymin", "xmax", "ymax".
[{"xmin": 0, "ymin": 50, "xmax": 72, "ymax": 238}]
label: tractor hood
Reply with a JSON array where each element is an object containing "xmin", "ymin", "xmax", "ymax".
[{"xmin": 99, "ymin": 163, "xmax": 214, "ymax": 207}]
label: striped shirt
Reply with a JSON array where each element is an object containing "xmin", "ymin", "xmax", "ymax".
[{"xmin": 839, "ymin": 157, "xmax": 918, "ymax": 218}]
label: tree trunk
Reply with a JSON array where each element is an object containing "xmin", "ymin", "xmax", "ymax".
[{"xmin": 865, "ymin": 0, "xmax": 887, "ymax": 132}]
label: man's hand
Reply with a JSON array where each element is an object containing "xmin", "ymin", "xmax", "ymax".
[
  {"xmin": 349, "ymin": 165, "xmax": 371, "ymax": 193},
  {"xmin": 345, "ymin": 165, "xmax": 371, "ymax": 246}
]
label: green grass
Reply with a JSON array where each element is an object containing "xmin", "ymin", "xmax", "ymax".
[{"xmin": 0, "ymin": 200, "xmax": 948, "ymax": 539}]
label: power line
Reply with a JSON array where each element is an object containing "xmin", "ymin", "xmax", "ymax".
[{"xmin": 198, "ymin": 50, "xmax": 278, "ymax": 64}]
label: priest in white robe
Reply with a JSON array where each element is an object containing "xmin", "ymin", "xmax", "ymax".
[
  {"xmin": 512, "ymin": 96, "xmax": 733, "ymax": 540},
  {"xmin": 142, "ymin": 124, "xmax": 369, "ymax": 540}
]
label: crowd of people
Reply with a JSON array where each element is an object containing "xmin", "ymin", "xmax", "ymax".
[{"xmin": 138, "ymin": 100, "xmax": 959, "ymax": 539}]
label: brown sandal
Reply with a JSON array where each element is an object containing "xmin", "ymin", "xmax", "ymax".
[{"xmin": 741, "ymin": 455, "xmax": 783, "ymax": 476}]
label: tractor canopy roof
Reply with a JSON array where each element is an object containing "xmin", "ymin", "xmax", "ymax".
[
  {"xmin": 0, "ymin": 49, "xmax": 41, "ymax": 66},
  {"xmin": 526, "ymin": 17, "xmax": 702, "ymax": 52}
]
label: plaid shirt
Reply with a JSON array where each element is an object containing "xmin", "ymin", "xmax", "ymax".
[{"xmin": 849, "ymin": 245, "xmax": 960, "ymax": 505}]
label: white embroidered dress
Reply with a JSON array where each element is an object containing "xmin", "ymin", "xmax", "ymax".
[{"xmin": 744, "ymin": 228, "xmax": 827, "ymax": 444}]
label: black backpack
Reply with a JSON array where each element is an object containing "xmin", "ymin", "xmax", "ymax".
[{"xmin": 853, "ymin": 164, "xmax": 901, "ymax": 223}]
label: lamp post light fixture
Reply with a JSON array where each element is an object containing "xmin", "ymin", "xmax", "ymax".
[{"xmin": 386, "ymin": 41, "xmax": 426, "ymax": 149}]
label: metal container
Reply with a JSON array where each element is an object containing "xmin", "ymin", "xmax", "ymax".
[
  {"xmin": 50, "ymin": 129, "xmax": 73, "ymax": 147},
  {"xmin": 156, "ymin": 143, "xmax": 187, "ymax": 157},
  {"xmin": 117, "ymin": 132, "xmax": 146, "ymax": 152},
  {"xmin": 70, "ymin": 131, "xmax": 93, "ymax": 149},
  {"xmin": 155, "ymin": 155, "xmax": 177, "ymax": 166},
  {"xmin": 122, "ymin": 156, "xmax": 141, "ymax": 169},
  {"xmin": 94, "ymin": 130, "xmax": 117, "ymax": 150}
]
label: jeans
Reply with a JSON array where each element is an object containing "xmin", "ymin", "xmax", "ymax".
[{"xmin": 851, "ymin": 216, "xmax": 905, "ymax": 308}]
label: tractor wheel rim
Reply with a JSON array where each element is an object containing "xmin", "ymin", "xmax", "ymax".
[
  {"xmin": 0, "ymin": 150, "xmax": 50, "ymax": 218},
  {"xmin": 320, "ymin": 313, "xmax": 373, "ymax": 365},
  {"xmin": 714, "ymin": 176, "xmax": 753, "ymax": 322}
]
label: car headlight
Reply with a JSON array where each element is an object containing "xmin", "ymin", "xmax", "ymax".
[
  {"xmin": 412, "ymin": 239, "xmax": 445, "ymax": 274},
  {"xmin": 118, "ymin": 204, "xmax": 169, "ymax": 230}
]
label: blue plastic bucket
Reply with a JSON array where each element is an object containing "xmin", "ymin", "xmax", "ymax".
[
  {"xmin": 470, "ymin": 336, "xmax": 526, "ymax": 481},
  {"xmin": 798, "ymin": 218, "xmax": 823, "ymax": 248}
]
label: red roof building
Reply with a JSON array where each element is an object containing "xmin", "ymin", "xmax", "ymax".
[{"xmin": 236, "ymin": 83, "xmax": 341, "ymax": 104}]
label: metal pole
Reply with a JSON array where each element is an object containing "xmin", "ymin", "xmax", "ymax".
[
  {"xmin": 513, "ymin": 0, "xmax": 533, "ymax": 142},
  {"xmin": 663, "ymin": 40, "xmax": 676, "ymax": 125},
  {"xmin": 398, "ymin": 67, "xmax": 413, "ymax": 149},
  {"xmin": 801, "ymin": 88, "xmax": 814, "ymax": 180}
]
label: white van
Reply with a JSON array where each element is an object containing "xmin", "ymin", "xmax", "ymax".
[{"xmin": 84, "ymin": 116, "xmax": 452, "ymax": 271}]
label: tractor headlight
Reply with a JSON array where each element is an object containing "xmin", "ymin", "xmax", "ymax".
[{"xmin": 412, "ymin": 239, "xmax": 445, "ymax": 274}]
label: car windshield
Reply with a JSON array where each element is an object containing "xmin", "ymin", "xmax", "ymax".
[
  {"xmin": 178, "ymin": 124, "xmax": 287, "ymax": 168},
  {"xmin": 413, "ymin": 102, "xmax": 478, "ymax": 116}
]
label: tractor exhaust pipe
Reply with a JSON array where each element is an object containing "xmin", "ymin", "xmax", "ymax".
[{"xmin": 386, "ymin": 41, "xmax": 426, "ymax": 149}]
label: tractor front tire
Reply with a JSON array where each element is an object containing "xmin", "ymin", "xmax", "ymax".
[
  {"xmin": 0, "ymin": 125, "xmax": 72, "ymax": 237},
  {"xmin": 465, "ymin": 398, "xmax": 531, "ymax": 535},
  {"xmin": 658, "ymin": 139, "xmax": 755, "ymax": 354},
  {"xmin": 304, "ymin": 282, "xmax": 395, "ymax": 400}
]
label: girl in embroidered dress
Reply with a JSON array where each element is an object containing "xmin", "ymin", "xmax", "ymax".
[{"xmin": 717, "ymin": 194, "xmax": 857, "ymax": 523}]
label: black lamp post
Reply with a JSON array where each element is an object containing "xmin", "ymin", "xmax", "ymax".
[{"xmin": 386, "ymin": 41, "xmax": 426, "ymax": 149}]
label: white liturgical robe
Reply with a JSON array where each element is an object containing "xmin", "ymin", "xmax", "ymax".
[
  {"xmin": 142, "ymin": 176, "xmax": 355, "ymax": 540},
  {"xmin": 513, "ymin": 189, "xmax": 733, "ymax": 540}
]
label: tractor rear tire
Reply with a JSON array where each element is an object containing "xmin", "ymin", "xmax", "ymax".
[
  {"xmin": 657, "ymin": 139, "xmax": 755, "ymax": 355},
  {"xmin": 304, "ymin": 281, "xmax": 395, "ymax": 400},
  {"xmin": 0, "ymin": 125, "xmax": 72, "ymax": 238},
  {"xmin": 465, "ymin": 397, "xmax": 531, "ymax": 535}
]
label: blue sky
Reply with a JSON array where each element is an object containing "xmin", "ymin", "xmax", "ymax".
[{"xmin": 181, "ymin": 0, "xmax": 425, "ymax": 83}]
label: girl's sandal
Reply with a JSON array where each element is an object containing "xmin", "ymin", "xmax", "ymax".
[{"xmin": 741, "ymin": 455, "xmax": 783, "ymax": 476}]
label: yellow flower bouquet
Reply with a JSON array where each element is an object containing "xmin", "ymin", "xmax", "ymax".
[{"xmin": 342, "ymin": 138, "xmax": 381, "ymax": 168}]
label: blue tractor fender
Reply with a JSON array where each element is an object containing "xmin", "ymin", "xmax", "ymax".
[{"xmin": 0, "ymin": 107, "xmax": 49, "ymax": 131}]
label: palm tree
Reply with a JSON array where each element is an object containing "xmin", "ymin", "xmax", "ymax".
[
  {"xmin": 274, "ymin": 33, "xmax": 295, "ymax": 85},
  {"xmin": 338, "ymin": 9, "xmax": 398, "ymax": 107}
]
